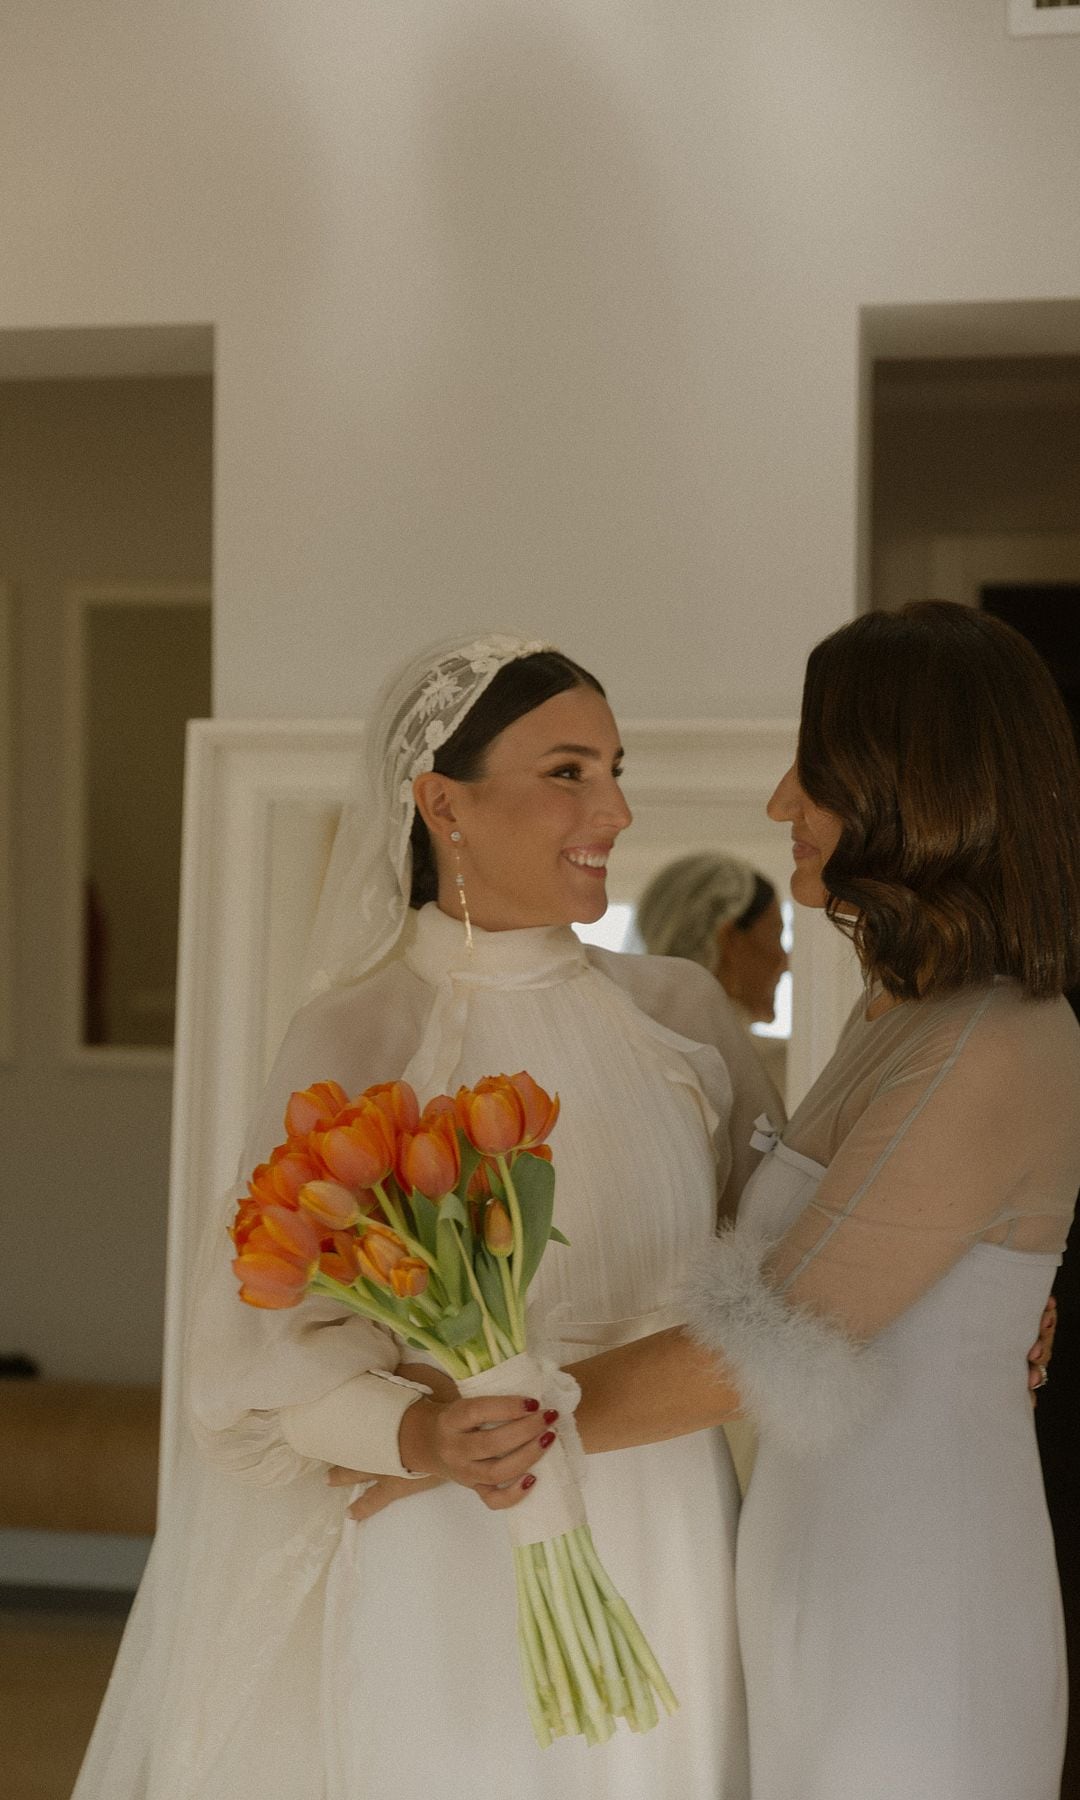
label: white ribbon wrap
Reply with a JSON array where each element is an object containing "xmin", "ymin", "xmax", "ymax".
[{"xmin": 458, "ymin": 1352, "xmax": 587, "ymax": 1548}]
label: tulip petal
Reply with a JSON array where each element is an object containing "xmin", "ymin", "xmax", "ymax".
[
  {"xmin": 364, "ymin": 1080, "xmax": 421, "ymax": 1132},
  {"xmin": 507, "ymin": 1071, "xmax": 560, "ymax": 1145},
  {"xmin": 298, "ymin": 1180, "xmax": 361, "ymax": 1231},
  {"xmin": 284, "ymin": 1080, "xmax": 350, "ymax": 1140}
]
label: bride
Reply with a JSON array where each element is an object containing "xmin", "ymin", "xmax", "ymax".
[{"xmin": 73, "ymin": 633, "xmax": 779, "ymax": 1800}]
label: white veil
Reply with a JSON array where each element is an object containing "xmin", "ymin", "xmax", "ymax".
[{"xmin": 301, "ymin": 632, "xmax": 550, "ymax": 995}]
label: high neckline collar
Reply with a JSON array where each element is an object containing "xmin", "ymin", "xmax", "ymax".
[{"xmin": 404, "ymin": 902, "xmax": 589, "ymax": 986}]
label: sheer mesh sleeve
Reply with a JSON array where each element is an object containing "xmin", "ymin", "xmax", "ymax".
[{"xmin": 770, "ymin": 986, "xmax": 1080, "ymax": 1343}]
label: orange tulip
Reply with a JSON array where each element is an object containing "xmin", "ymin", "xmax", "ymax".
[
  {"xmin": 523, "ymin": 1143, "xmax": 553, "ymax": 1165},
  {"xmin": 421, "ymin": 1093, "xmax": 457, "ymax": 1122},
  {"xmin": 390, "ymin": 1258, "xmax": 430, "ymax": 1299},
  {"xmin": 233, "ymin": 1206, "xmax": 321, "ymax": 1309},
  {"xmin": 319, "ymin": 1232, "xmax": 361, "ymax": 1285},
  {"xmin": 507, "ymin": 1072, "xmax": 560, "ymax": 1147},
  {"xmin": 396, "ymin": 1114, "xmax": 461, "ymax": 1199},
  {"xmin": 455, "ymin": 1078, "xmax": 527, "ymax": 1156},
  {"xmin": 230, "ymin": 1194, "xmax": 264, "ymax": 1251},
  {"xmin": 249, "ymin": 1146, "xmax": 322, "ymax": 1211},
  {"xmin": 483, "ymin": 1198, "xmax": 514, "ymax": 1257},
  {"xmin": 355, "ymin": 1219, "xmax": 413, "ymax": 1289},
  {"xmin": 284, "ymin": 1080, "xmax": 350, "ymax": 1141},
  {"xmin": 297, "ymin": 1180, "xmax": 364, "ymax": 1232},
  {"xmin": 466, "ymin": 1158, "xmax": 495, "ymax": 1203},
  {"xmin": 364, "ymin": 1080, "xmax": 421, "ymax": 1133},
  {"xmin": 313, "ymin": 1102, "xmax": 396, "ymax": 1190}
]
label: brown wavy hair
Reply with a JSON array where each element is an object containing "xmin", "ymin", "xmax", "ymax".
[{"xmin": 797, "ymin": 601, "xmax": 1080, "ymax": 1001}]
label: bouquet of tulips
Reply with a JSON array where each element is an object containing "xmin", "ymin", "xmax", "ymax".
[{"xmin": 230, "ymin": 1070, "xmax": 678, "ymax": 1746}]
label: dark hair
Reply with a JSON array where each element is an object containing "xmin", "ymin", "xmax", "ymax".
[
  {"xmin": 797, "ymin": 600, "xmax": 1080, "ymax": 1001},
  {"xmin": 409, "ymin": 650, "xmax": 606, "ymax": 907},
  {"xmin": 734, "ymin": 873, "xmax": 777, "ymax": 933}
]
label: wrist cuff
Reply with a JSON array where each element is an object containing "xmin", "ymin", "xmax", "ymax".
[
  {"xmin": 681, "ymin": 1222, "xmax": 884, "ymax": 1457},
  {"xmin": 279, "ymin": 1369, "xmax": 431, "ymax": 1477}
]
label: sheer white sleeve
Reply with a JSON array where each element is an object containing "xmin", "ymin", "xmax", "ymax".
[
  {"xmin": 685, "ymin": 986, "xmax": 1080, "ymax": 1452},
  {"xmin": 770, "ymin": 987, "xmax": 1080, "ymax": 1340},
  {"xmin": 185, "ymin": 963, "xmax": 435, "ymax": 1483}
]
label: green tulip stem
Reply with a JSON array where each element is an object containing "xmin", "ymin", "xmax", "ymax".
[
  {"xmin": 370, "ymin": 1184, "xmax": 440, "ymax": 1272},
  {"xmin": 307, "ymin": 1272, "xmax": 471, "ymax": 1380},
  {"xmin": 514, "ymin": 1558, "xmax": 555, "ymax": 1748},
  {"xmin": 564, "ymin": 1527, "xmax": 629, "ymax": 1717},
  {"xmin": 539, "ymin": 1538, "xmax": 610, "ymax": 1739},
  {"xmin": 572, "ymin": 1527, "xmax": 679, "ymax": 1717},
  {"xmin": 498, "ymin": 1253, "xmax": 525, "ymax": 1351},
  {"xmin": 517, "ymin": 1545, "xmax": 580, "ymax": 1738},
  {"xmin": 494, "ymin": 1152, "xmax": 526, "ymax": 1298},
  {"xmin": 450, "ymin": 1224, "xmax": 503, "ymax": 1366},
  {"xmin": 605, "ymin": 1604, "xmax": 655, "ymax": 1734}
]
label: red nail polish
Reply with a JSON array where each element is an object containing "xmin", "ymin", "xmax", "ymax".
[
  {"xmin": 523, "ymin": 1398, "xmax": 540, "ymax": 1413},
  {"xmin": 521, "ymin": 1474, "xmax": 536, "ymax": 1491},
  {"xmin": 539, "ymin": 1431, "xmax": 556, "ymax": 1449},
  {"xmin": 543, "ymin": 1409, "xmax": 559, "ymax": 1425}
]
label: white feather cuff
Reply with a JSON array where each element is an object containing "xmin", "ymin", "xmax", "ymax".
[{"xmin": 681, "ymin": 1223, "xmax": 884, "ymax": 1457}]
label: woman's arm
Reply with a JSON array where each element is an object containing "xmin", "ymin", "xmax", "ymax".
[{"xmin": 567, "ymin": 1328, "xmax": 742, "ymax": 1453}]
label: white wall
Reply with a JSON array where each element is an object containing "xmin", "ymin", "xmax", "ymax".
[
  {"xmin": 3, "ymin": 1, "xmax": 1080, "ymax": 727},
  {"xmin": 0, "ymin": 378, "xmax": 212, "ymax": 1383}
]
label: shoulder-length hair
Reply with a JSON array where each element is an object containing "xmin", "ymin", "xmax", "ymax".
[{"xmin": 797, "ymin": 601, "xmax": 1080, "ymax": 1001}]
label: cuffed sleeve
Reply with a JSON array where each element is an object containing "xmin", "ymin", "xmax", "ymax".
[
  {"xmin": 279, "ymin": 1370, "xmax": 432, "ymax": 1477},
  {"xmin": 682, "ymin": 1220, "xmax": 883, "ymax": 1457}
]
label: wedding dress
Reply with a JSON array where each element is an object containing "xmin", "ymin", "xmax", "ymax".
[{"xmin": 74, "ymin": 905, "xmax": 777, "ymax": 1799}]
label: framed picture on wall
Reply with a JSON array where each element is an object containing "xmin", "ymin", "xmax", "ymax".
[{"xmin": 1008, "ymin": 0, "xmax": 1080, "ymax": 35}]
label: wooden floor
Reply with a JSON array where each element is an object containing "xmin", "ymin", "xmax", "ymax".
[{"xmin": 0, "ymin": 1591, "xmax": 126, "ymax": 1800}]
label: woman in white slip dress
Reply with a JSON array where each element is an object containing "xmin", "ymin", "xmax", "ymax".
[
  {"xmin": 439, "ymin": 604, "xmax": 1080, "ymax": 1800},
  {"xmin": 72, "ymin": 636, "xmax": 777, "ymax": 1800}
]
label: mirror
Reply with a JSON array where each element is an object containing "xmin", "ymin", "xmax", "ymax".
[{"xmin": 73, "ymin": 589, "xmax": 211, "ymax": 1052}]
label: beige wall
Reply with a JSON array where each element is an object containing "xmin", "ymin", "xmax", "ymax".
[
  {"xmin": 3, "ymin": 2, "xmax": 1080, "ymax": 726},
  {"xmin": 0, "ymin": 378, "xmax": 212, "ymax": 1382}
]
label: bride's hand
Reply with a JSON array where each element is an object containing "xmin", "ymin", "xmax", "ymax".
[
  {"xmin": 398, "ymin": 1392, "xmax": 557, "ymax": 1510},
  {"xmin": 326, "ymin": 1465, "xmax": 446, "ymax": 1522}
]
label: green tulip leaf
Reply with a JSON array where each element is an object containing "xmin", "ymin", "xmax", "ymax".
[
  {"xmin": 356, "ymin": 1277, "xmax": 409, "ymax": 1321},
  {"xmin": 436, "ymin": 1190, "xmax": 469, "ymax": 1230},
  {"xmin": 548, "ymin": 1225, "xmax": 571, "ymax": 1247},
  {"xmin": 408, "ymin": 1190, "xmax": 440, "ymax": 1258},
  {"xmin": 434, "ymin": 1299, "xmax": 483, "ymax": 1348},
  {"xmin": 474, "ymin": 1246, "xmax": 513, "ymax": 1334},
  {"xmin": 435, "ymin": 1217, "xmax": 464, "ymax": 1307},
  {"xmin": 511, "ymin": 1155, "xmax": 556, "ymax": 1295},
  {"xmin": 455, "ymin": 1137, "xmax": 483, "ymax": 1194}
]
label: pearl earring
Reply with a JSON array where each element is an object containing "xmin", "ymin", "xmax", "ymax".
[{"xmin": 449, "ymin": 830, "xmax": 473, "ymax": 951}]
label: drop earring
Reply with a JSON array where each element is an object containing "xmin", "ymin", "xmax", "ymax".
[{"xmin": 449, "ymin": 830, "xmax": 474, "ymax": 952}]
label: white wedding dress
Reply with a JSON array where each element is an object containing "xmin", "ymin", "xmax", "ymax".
[{"xmin": 74, "ymin": 906, "xmax": 776, "ymax": 1800}]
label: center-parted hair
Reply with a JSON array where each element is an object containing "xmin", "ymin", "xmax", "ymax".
[
  {"xmin": 408, "ymin": 650, "xmax": 605, "ymax": 907},
  {"xmin": 798, "ymin": 601, "xmax": 1080, "ymax": 1001}
]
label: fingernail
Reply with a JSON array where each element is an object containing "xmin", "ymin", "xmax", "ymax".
[
  {"xmin": 521, "ymin": 1474, "xmax": 536, "ymax": 1491},
  {"xmin": 543, "ymin": 1409, "xmax": 559, "ymax": 1425},
  {"xmin": 539, "ymin": 1431, "xmax": 556, "ymax": 1449},
  {"xmin": 523, "ymin": 1398, "xmax": 540, "ymax": 1413}
]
